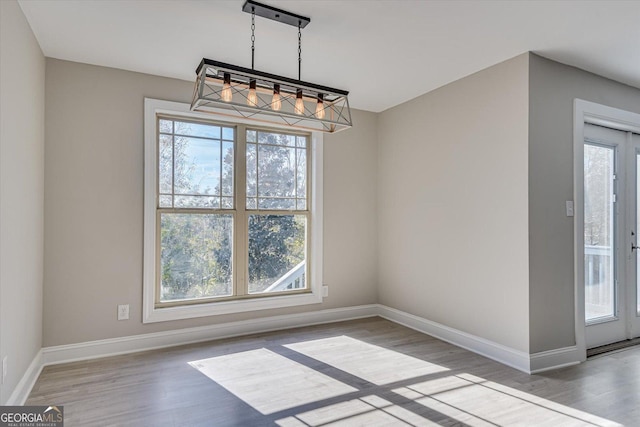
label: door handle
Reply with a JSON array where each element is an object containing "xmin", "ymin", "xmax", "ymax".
[{"xmin": 633, "ymin": 243, "xmax": 640, "ymax": 251}]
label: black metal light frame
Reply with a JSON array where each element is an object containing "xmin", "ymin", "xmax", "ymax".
[{"xmin": 190, "ymin": 1, "xmax": 352, "ymax": 133}]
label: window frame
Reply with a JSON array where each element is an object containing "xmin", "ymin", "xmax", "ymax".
[{"xmin": 143, "ymin": 98, "xmax": 323, "ymax": 323}]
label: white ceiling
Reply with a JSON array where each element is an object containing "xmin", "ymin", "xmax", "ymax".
[{"xmin": 18, "ymin": 0, "xmax": 640, "ymax": 113}]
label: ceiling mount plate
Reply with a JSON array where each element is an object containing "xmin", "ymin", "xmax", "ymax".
[{"xmin": 242, "ymin": 0, "xmax": 310, "ymax": 28}]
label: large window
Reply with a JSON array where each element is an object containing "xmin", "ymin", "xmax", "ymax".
[{"xmin": 143, "ymin": 99, "xmax": 323, "ymax": 322}]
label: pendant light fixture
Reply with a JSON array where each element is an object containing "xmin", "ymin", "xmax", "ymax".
[{"xmin": 191, "ymin": 0, "xmax": 352, "ymax": 133}]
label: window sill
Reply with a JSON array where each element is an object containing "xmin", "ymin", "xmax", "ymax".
[{"xmin": 143, "ymin": 290, "xmax": 323, "ymax": 323}]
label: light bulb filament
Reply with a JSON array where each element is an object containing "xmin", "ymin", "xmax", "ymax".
[
  {"xmin": 295, "ymin": 89, "xmax": 304, "ymax": 115},
  {"xmin": 272, "ymin": 84, "xmax": 282, "ymax": 111},
  {"xmin": 247, "ymin": 80, "xmax": 258, "ymax": 107},
  {"xmin": 315, "ymin": 93, "xmax": 325, "ymax": 119},
  {"xmin": 221, "ymin": 73, "xmax": 232, "ymax": 102}
]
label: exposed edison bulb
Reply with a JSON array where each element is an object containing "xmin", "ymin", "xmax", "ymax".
[
  {"xmin": 247, "ymin": 80, "xmax": 258, "ymax": 107},
  {"xmin": 221, "ymin": 73, "xmax": 232, "ymax": 102},
  {"xmin": 315, "ymin": 93, "xmax": 325, "ymax": 119},
  {"xmin": 271, "ymin": 84, "xmax": 282, "ymax": 111},
  {"xmin": 294, "ymin": 89, "xmax": 305, "ymax": 115}
]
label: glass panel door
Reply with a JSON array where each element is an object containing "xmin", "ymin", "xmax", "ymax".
[
  {"xmin": 636, "ymin": 149, "xmax": 640, "ymax": 317},
  {"xmin": 628, "ymin": 136, "xmax": 640, "ymax": 340},
  {"xmin": 584, "ymin": 123, "xmax": 627, "ymax": 349}
]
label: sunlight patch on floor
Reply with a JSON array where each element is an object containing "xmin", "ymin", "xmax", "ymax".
[
  {"xmin": 189, "ymin": 348, "xmax": 356, "ymax": 415},
  {"xmin": 285, "ymin": 335, "xmax": 449, "ymax": 385},
  {"xmin": 393, "ymin": 373, "xmax": 622, "ymax": 427},
  {"xmin": 189, "ymin": 336, "xmax": 622, "ymax": 426},
  {"xmin": 276, "ymin": 395, "xmax": 440, "ymax": 427}
]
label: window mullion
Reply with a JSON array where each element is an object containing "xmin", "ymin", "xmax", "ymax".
[
  {"xmin": 171, "ymin": 127, "xmax": 175, "ymax": 208},
  {"xmin": 236, "ymin": 125, "xmax": 248, "ymax": 296}
]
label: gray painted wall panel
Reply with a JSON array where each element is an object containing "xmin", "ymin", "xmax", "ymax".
[
  {"xmin": 377, "ymin": 54, "xmax": 530, "ymax": 352},
  {"xmin": 0, "ymin": 0, "xmax": 45, "ymax": 404},
  {"xmin": 43, "ymin": 59, "xmax": 378, "ymax": 346},
  {"xmin": 529, "ymin": 54, "xmax": 640, "ymax": 352}
]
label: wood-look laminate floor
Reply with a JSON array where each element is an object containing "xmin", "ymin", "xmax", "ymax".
[{"xmin": 27, "ymin": 318, "xmax": 640, "ymax": 426}]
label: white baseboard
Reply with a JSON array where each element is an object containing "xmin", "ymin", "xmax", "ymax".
[
  {"xmin": 10, "ymin": 303, "xmax": 584, "ymax": 403},
  {"xmin": 377, "ymin": 305, "xmax": 532, "ymax": 373},
  {"xmin": 42, "ymin": 304, "xmax": 379, "ymax": 366},
  {"xmin": 6, "ymin": 349, "xmax": 43, "ymax": 405},
  {"xmin": 530, "ymin": 346, "xmax": 582, "ymax": 374}
]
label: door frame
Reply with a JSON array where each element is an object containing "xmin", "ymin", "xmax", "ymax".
[{"xmin": 574, "ymin": 99, "xmax": 640, "ymax": 360}]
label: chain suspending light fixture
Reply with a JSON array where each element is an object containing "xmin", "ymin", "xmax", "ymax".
[{"xmin": 191, "ymin": 0, "xmax": 352, "ymax": 133}]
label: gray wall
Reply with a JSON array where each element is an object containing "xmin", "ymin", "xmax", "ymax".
[
  {"xmin": 528, "ymin": 54, "xmax": 640, "ymax": 352},
  {"xmin": 377, "ymin": 54, "xmax": 531, "ymax": 352},
  {"xmin": 43, "ymin": 59, "xmax": 378, "ymax": 346},
  {"xmin": 0, "ymin": 0, "xmax": 45, "ymax": 404}
]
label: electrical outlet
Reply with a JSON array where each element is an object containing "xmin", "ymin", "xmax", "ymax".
[
  {"xmin": 322, "ymin": 285, "xmax": 329, "ymax": 297},
  {"xmin": 117, "ymin": 304, "xmax": 130, "ymax": 321},
  {"xmin": 2, "ymin": 356, "xmax": 7, "ymax": 384}
]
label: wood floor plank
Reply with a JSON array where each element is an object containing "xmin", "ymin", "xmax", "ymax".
[{"xmin": 27, "ymin": 318, "xmax": 638, "ymax": 426}]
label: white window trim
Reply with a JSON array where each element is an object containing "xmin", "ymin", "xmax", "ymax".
[{"xmin": 143, "ymin": 98, "xmax": 323, "ymax": 323}]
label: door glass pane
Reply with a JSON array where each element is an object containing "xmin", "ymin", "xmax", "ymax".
[
  {"xmin": 584, "ymin": 144, "xmax": 615, "ymax": 321},
  {"xmin": 247, "ymin": 215, "xmax": 306, "ymax": 294}
]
